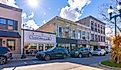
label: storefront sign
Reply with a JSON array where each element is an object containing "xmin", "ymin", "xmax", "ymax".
[
  {"xmin": 29, "ymin": 33, "xmax": 52, "ymax": 40},
  {"xmin": 78, "ymin": 40, "xmax": 89, "ymax": 44},
  {"xmin": 98, "ymin": 42, "xmax": 106, "ymax": 46},
  {"xmin": 90, "ymin": 41, "xmax": 99, "ymax": 46},
  {"xmin": 24, "ymin": 30, "xmax": 56, "ymax": 43}
]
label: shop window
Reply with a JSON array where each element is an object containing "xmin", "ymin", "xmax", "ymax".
[
  {"xmin": 58, "ymin": 27, "xmax": 62, "ymax": 37},
  {"xmin": 71, "ymin": 44, "xmax": 76, "ymax": 51},
  {"xmin": 7, "ymin": 39, "xmax": 15, "ymax": 50},
  {"xmin": 45, "ymin": 44, "xmax": 54, "ymax": 50},
  {"xmin": 72, "ymin": 30, "xmax": 76, "ymax": 38},
  {"xmin": 0, "ymin": 18, "xmax": 7, "ymax": 30},
  {"xmin": 0, "ymin": 39, "xmax": 2, "ymax": 46}
]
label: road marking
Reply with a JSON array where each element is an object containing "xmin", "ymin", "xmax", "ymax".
[{"xmin": 24, "ymin": 62, "xmax": 27, "ymax": 64}]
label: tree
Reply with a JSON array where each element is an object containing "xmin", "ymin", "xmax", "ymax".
[
  {"xmin": 112, "ymin": 34, "xmax": 121, "ymax": 63},
  {"xmin": 99, "ymin": 0, "xmax": 121, "ymax": 63}
]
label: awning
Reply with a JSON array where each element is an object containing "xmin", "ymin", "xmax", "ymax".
[{"xmin": 0, "ymin": 30, "xmax": 21, "ymax": 38}]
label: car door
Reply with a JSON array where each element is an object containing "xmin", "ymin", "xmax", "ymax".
[{"xmin": 52, "ymin": 48, "xmax": 63, "ymax": 58}]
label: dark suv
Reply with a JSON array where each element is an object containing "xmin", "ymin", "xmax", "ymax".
[
  {"xmin": 70, "ymin": 48, "xmax": 92, "ymax": 58},
  {"xmin": 36, "ymin": 47, "xmax": 69, "ymax": 61},
  {"xmin": 0, "ymin": 46, "xmax": 12, "ymax": 65}
]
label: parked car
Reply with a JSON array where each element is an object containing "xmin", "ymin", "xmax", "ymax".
[
  {"xmin": 70, "ymin": 48, "xmax": 92, "ymax": 58},
  {"xmin": 36, "ymin": 47, "xmax": 69, "ymax": 61},
  {"xmin": 0, "ymin": 46, "xmax": 12, "ymax": 65},
  {"xmin": 92, "ymin": 49, "xmax": 106, "ymax": 56}
]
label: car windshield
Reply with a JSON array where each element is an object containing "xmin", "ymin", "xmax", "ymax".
[
  {"xmin": 95, "ymin": 49, "xmax": 101, "ymax": 51},
  {"xmin": 46, "ymin": 47, "xmax": 56, "ymax": 51}
]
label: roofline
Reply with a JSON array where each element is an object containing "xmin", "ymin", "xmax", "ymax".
[
  {"xmin": 0, "ymin": 3, "xmax": 22, "ymax": 12},
  {"xmin": 76, "ymin": 15, "xmax": 106, "ymax": 25},
  {"xmin": 21, "ymin": 29, "xmax": 56, "ymax": 35},
  {"xmin": 38, "ymin": 16, "xmax": 77, "ymax": 29}
]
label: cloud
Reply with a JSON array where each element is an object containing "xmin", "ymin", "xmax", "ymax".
[
  {"xmin": 0, "ymin": 0, "xmax": 19, "ymax": 8},
  {"xmin": 22, "ymin": 12, "xmax": 39, "ymax": 30},
  {"xmin": 60, "ymin": 0, "xmax": 91, "ymax": 21},
  {"xmin": 105, "ymin": 27, "xmax": 113, "ymax": 37},
  {"xmin": 28, "ymin": 12, "xmax": 34, "ymax": 19}
]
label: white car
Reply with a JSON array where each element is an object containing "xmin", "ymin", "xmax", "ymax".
[{"xmin": 92, "ymin": 49, "xmax": 106, "ymax": 56}]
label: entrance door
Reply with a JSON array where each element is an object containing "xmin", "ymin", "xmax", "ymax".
[
  {"xmin": 7, "ymin": 39, "xmax": 15, "ymax": 51},
  {"xmin": 38, "ymin": 44, "xmax": 44, "ymax": 51},
  {"xmin": 0, "ymin": 39, "xmax": 2, "ymax": 46}
]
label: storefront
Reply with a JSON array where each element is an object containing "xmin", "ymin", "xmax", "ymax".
[
  {"xmin": 56, "ymin": 37, "xmax": 77, "ymax": 52},
  {"xmin": 0, "ymin": 30, "xmax": 21, "ymax": 54},
  {"xmin": 90, "ymin": 41, "xmax": 99, "ymax": 50},
  {"xmin": 77, "ymin": 40, "xmax": 90, "ymax": 48},
  {"xmin": 98, "ymin": 42, "xmax": 106, "ymax": 49},
  {"xmin": 22, "ymin": 29, "xmax": 56, "ymax": 55}
]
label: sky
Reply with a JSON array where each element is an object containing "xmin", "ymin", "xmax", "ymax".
[
  {"xmin": 15, "ymin": 0, "xmax": 111, "ymax": 29},
  {"xmin": 0, "ymin": 0, "xmax": 116, "ymax": 36}
]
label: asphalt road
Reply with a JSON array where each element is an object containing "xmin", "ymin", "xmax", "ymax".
[{"xmin": 0, "ymin": 54, "xmax": 111, "ymax": 70}]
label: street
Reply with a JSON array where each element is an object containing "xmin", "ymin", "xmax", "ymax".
[{"xmin": 0, "ymin": 54, "xmax": 111, "ymax": 70}]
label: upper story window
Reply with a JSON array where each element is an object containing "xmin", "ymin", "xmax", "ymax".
[
  {"xmin": 78, "ymin": 30, "xmax": 81, "ymax": 39},
  {"xmin": 95, "ymin": 23, "xmax": 97, "ymax": 32},
  {"xmin": 82, "ymin": 31, "xmax": 85, "ymax": 35},
  {"xmin": 95, "ymin": 35, "xmax": 97, "ymax": 41},
  {"xmin": 58, "ymin": 27, "xmax": 62, "ymax": 37},
  {"xmin": 72, "ymin": 30, "xmax": 76, "ymax": 38},
  {"xmin": 0, "ymin": 18, "xmax": 6, "ymax": 24},
  {"xmin": 0, "ymin": 18, "xmax": 18, "ymax": 31},
  {"xmin": 91, "ymin": 21, "xmax": 94, "ymax": 31},
  {"xmin": 91, "ymin": 34, "xmax": 94, "ymax": 40}
]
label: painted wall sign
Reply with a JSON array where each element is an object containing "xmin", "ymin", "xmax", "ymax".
[{"xmin": 24, "ymin": 30, "xmax": 56, "ymax": 43}]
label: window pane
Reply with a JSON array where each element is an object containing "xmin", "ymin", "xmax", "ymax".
[
  {"xmin": 8, "ymin": 20, "xmax": 14, "ymax": 25},
  {"xmin": 0, "ymin": 18, "xmax": 6, "ymax": 24},
  {"xmin": 13, "ymin": 21, "xmax": 18, "ymax": 30}
]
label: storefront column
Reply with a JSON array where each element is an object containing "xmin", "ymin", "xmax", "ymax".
[
  {"xmin": 43, "ymin": 44, "xmax": 46, "ymax": 51},
  {"xmin": 37, "ymin": 44, "xmax": 39, "ymax": 50}
]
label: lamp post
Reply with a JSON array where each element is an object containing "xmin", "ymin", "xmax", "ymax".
[
  {"xmin": 21, "ymin": 24, "xmax": 26, "ymax": 59},
  {"xmin": 108, "ymin": 2, "xmax": 121, "ymax": 36}
]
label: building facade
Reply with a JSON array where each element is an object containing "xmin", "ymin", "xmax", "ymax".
[
  {"xmin": 0, "ymin": 3, "xmax": 22, "ymax": 54},
  {"xmin": 38, "ymin": 16, "xmax": 78, "ymax": 52},
  {"xmin": 76, "ymin": 16, "xmax": 106, "ymax": 50},
  {"xmin": 21, "ymin": 29, "xmax": 56, "ymax": 55}
]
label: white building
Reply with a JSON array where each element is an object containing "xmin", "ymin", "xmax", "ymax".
[{"xmin": 21, "ymin": 29, "xmax": 56, "ymax": 55}]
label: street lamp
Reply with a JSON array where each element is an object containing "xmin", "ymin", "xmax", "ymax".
[
  {"xmin": 21, "ymin": 24, "xmax": 26, "ymax": 59},
  {"xmin": 108, "ymin": 2, "xmax": 121, "ymax": 36}
]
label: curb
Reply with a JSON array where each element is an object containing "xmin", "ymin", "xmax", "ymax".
[
  {"xmin": 99, "ymin": 62, "xmax": 121, "ymax": 70},
  {"xmin": 11, "ymin": 57, "xmax": 36, "ymax": 61}
]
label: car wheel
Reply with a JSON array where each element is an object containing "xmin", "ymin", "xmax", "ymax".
[
  {"xmin": 88, "ymin": 53, "xmax": 92, "ymax": 57},
  {"xmin": 44, "ymin": 55, "xmax": 50, "ymax": 61},
  {"xmin": 0, "ymin": 56, "xmax": 7, "ymax": 65},
  {"xmin": 103, "ymin": 53, "xmax": 105, "ymax": 56},
  {"xmin": 78, "ymin": 53, "xmax": 82, "ymax": 58},
  {"xmin": 63, "ymin": 54, "xmax": 67, "ymax": 59}
]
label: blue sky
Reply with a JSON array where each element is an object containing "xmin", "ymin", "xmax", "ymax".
[
  {"xmin": 10, "ymin": 0, "xmax": 110, "ymax": 29},
  {"xmin": 15, "ymin": 0, "xmax": 111, "ymax": 28}
]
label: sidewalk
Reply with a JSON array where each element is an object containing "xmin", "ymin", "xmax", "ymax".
[{"xmin": 12, "ymin": 54, "xmax": 36, "ymax": 61}]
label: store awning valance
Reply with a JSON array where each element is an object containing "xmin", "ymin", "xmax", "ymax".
[{"xmin": 0, "ymin": 30, "xmax": 21, "ymax": 38}]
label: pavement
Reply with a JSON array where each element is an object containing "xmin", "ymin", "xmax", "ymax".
[
  {"xmin": 2, "ymin": 62, "xmax": 107, "ymax": 70},
  {"xmin": 1, "ymin": 53, "xmax": 116, "ymax": 70}
]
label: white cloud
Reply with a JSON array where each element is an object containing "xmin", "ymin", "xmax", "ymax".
[
  {"xmin": 22, "ymin": 12, "xmax": 39, "ymax": 30},
  {"xmin": 60, "ymin": 0, "xmax": 91, "ymax": 21},
  {"xmin": 0, "ymin": 0, "xmax": 19, "ymax": 8},
  {"xmin": 28, "ymin": 12, "xmax": 34, "ymax": 19},
  {"xmin": 42, "ymin": 20, "xmax": 46, "ymax": 24},
  {"xmin": 22, "ymin": 12, "xmax": 27, "ymax": 19},
  {"xmin": 26, "ymin": 19, "xmax": 39, "ymax": 30},
  {"xmin": 43, "ymin": 12, "xmax": 46, "ymax": 15},
  {"xmin": 105, "ymin": 27, "xmax": 113, "ymax": 37}
]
